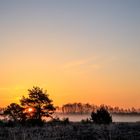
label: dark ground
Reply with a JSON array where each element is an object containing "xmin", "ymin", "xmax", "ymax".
[{"xmin": 0, "ymin": 122, "xmax": 140, "ymax": 140}]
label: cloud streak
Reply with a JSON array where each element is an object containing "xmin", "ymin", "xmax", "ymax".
[{"xmin": 63, "ymin": 56, "xmax": 102, "ymax": 70}]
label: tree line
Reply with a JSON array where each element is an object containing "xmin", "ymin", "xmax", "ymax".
[{"xmin": 57, "ymin": 103, "xmax": 140, "ymax": 114}]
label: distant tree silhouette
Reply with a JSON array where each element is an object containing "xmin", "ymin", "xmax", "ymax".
[
  {"xmin": 91, "ymin": 107, "xmax": 112, "ymax": 124},
  {"xmin": 4, "ymin": 103, "xmax": 26, "ymax": 122},
  {"xmin": 20, "ymin": 86, "xmax": 55, "ymax": 122},
  {"xmin": 62, "ymin": 103, "xmax": 97, "ymax": 114},
  {"xmin": 60, "ymin": 103, "xmax": 140, "ymax": 114}
]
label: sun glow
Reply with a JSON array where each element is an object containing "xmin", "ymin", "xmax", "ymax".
[{"xmin": 27, "ymin": 107, "xmax": 34, "ymax": 113}]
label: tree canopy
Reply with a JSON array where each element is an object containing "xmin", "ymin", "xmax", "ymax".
[
  {"xmin": 4, "ymin": 103, "xmax": 26, "ymax": 122},
  {"xmin": 3, "ymin": 86, "xmax": 56, "ymax": 126},
  {"xmin": 20, "ymin": 86, "xmax": 56, "ymax": 121}
]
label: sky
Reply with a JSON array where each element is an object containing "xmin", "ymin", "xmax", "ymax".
[{"xmin": 0, "ymin": 0, "xmax": 140, "ymax": 108}]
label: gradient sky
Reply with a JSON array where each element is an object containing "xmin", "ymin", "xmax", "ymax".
[{"xmin": 0, "ymin": 0, "xmax": 140, "ymax": 108}]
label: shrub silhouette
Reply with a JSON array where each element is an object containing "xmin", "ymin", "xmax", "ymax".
[
  {"xmin": 62, "ymin": 117, "xmax": 70, "ymax": 124},
  {"xmin": 3, "ymin": 103, "xmax": 26, "ymax": 122},
  {"xmin": 20, "ymin": 86, "xmax": 56, "ymax": 123},
  {"xmin": 91, "ymin": 107, "xmax": 112, "ymax": 124}
]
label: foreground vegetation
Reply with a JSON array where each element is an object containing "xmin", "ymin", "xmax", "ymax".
[{"xmin": 0, "ymin": 122, "xmax": 140, "ymax": 140}]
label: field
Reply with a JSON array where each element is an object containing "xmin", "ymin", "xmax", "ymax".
[{"xmin": 0, "ymin": 122, "xmax": 140, "ymax": 140}]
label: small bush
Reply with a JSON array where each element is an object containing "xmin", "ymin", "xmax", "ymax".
[
  {"xmin": 23, "ymin": 119, "xmax": 45, "ymax": 127},
  {"xmin": 4, "ymin": 120, "xmax": 16, "ymax": 127},
  {"xmin": 0, "ymin": 120, "xmax": 4, "ymax": 126},
  {"xmin": 81, "ymin": 118, "xmax": 91, "ymax": 124},
  {"xmin": 91, "ymin": 107, "xmax": 112, "ymax": 124},
  {"xmin": 48, "ymin": 117, "xmax": 60, "ymax": 123},
  {"xmin": 62, "ymin": 117, "xmax": 70, "ymax": 124},
  {"xmin": 48, "ymin": 117, "xmax": 70, "ymax": 125}
]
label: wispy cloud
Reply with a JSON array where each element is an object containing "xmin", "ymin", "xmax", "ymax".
[
  {"xmin": 63, "ymin": 59, "xmax": 89, "ymax": 69},
  {"xmin": 62, "ymin": 55, "xmax": 119, "ymax": 71}
]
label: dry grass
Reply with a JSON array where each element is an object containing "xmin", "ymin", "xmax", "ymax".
[{"xmin": 0, "ymin": 122, "xmax": 140, "ymax": 140}]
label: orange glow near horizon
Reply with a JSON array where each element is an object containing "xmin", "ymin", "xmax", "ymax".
[
  {"xmin": 0, "ymin": 1, "xmax": 140, "ymax": 109},
  {"xmin": 0, "ymin": 83, "xmax": 139, "ymax": 109}
]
